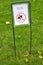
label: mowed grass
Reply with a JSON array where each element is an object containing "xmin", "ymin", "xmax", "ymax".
[{"xmin": 0, "ymin": 0, "xmax": 43, "ymax": 65}]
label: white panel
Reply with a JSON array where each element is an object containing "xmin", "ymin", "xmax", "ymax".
[{"xmin": 12, "ymin": 3, "xmax": 30, "ymax": 26}]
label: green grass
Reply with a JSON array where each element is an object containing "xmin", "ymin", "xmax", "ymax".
[{"xmin": 0, "ymin": 0, "xmax": 43, "ymax": 65}]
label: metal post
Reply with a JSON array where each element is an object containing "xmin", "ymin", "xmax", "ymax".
[
  {"xmin": 11, "ymin": 4, "xmax": 16, "ymax": 57},
  {"xmin": 12, "ymin": 26, "xmax": 16, "ymax": 57}
]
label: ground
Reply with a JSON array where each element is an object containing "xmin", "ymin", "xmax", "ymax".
[{"xmin": 0, "ymin": 0, "xmax": 43, "ymax": 65}]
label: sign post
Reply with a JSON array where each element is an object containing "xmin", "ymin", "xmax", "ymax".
[{"xmin": 11, "ymin": 1, "xmax": 32, "ymax": 56}]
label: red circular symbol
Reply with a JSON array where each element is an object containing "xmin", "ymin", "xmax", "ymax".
[{"xmin": 16, "ymin": 12, "xmax": 26, "ymax": 23}]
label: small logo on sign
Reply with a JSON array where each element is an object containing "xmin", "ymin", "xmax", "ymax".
[{"xmin": 16, "ymin": 12, "xmax": 26, "ymax": 23}]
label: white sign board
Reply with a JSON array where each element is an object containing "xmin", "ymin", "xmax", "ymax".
[
  {"xmin": 11, "ymin": 2, "xmax": 32, "ymax": 56},
  {"xmin": 12, "ymin": 2, "xmax": 30, "ymax": 26}
]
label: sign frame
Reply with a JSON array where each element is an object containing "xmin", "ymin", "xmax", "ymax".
[{"xmin": 11, "ymin": 1, "xmax": 32, "ymax": 56}]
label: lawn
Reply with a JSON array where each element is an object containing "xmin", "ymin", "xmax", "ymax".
[{"xmin": 0, "ymin": 0, "xmax": 43, "ymax": 65}]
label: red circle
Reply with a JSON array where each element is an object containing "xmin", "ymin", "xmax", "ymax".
[{"xmin": 16, "ymin": 12, "xmax": 26, "ymax": 23}]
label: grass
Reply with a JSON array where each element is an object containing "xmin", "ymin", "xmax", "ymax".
[{"xmin": 0, "ymin": 0, "xmax": 43, "ymax": 65}]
